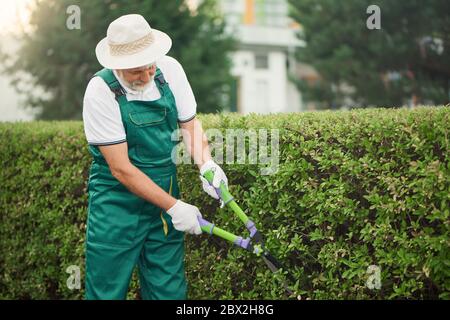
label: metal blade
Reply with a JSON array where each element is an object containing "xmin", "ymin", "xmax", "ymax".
[
  {"xmin": 262, "ymin": 253, "xmax": 295, "ymax": 296},
  {"xmin": 262, "ymin": 255, "xmax": 280, "ymax": 273}
]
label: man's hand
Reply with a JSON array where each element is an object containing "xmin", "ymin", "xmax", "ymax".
[
  {"xmin": 199, "ymin": 160, "xmax": 228, "ymax": 201},
  {"xmin": 178, "ymin": 119, "xmax": 228, "ymax": 203},
  {"xmin": 167, "ymin": 200, "xmax": 203, "ymax": 235}
]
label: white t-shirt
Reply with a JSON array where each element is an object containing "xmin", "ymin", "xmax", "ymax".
[{"xmin": 82, "ymin": 55, "xmax": 197, "ymax": 146}]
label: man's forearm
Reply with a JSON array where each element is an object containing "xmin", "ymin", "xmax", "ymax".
[
  {"xmin": 112, "ymin": 163, "xmax": 177, "ymax": 211},
  {"xmin": 181, "ymin": 118, "xmax": 212, "ymax": 169}
]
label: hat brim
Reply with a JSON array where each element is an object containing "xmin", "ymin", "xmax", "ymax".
[{"xmin": 95, "ymin": 29, "xmax": 172, "ymax": 70}]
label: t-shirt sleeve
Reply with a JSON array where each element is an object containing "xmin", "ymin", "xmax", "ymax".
[
  {"xmin": 166, "ymin": 57, "xmax": 197, "ymax": 122},
  {"xmin": 82, "ymin": 77, "xmax": 127, "ymax": 146}
]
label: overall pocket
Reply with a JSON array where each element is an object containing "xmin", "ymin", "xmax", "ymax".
[
  {"xmin": 129, "ymin": 107, "xmax": 175, "ymax": 161},
  {"xmin": 129, "ymin": 108, "xmax": 166, "ymax": 127}
]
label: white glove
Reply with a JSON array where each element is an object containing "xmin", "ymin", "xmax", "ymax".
[
  {"xmin": 166, "ymin": 200, "xmax": 202, "ymax": 235},
  {"xmin": 199, "ymin": 160, "xmax": 228, "ymax": 202}
]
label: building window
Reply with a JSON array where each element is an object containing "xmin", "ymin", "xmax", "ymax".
[
  {"xmin": 255, "ymin": 0, "xmax": 288, "ymax": 27},
  {"xmin": 255, "ymin": 53, "xmax": 269, "ymax": 69},
  {"xmin": 221, "ymin": 0, "xmax": 290, "ymax": 28}
]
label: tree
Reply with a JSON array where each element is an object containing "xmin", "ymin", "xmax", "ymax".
[
  {"xmin": 2, "ymin": 0, "xmax": 235, "ymax": 119},
  {"xmin": 288, "ymin": 0, "xmax": 450, "ymax": 108}
]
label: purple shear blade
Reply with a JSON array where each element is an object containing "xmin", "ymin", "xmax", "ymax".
[
  {"xmin": 234, "ymin": 236, "xmax": 243, "ymax": 246},
  {"xmin": 246, "ymin": 220, "xmax": 257, "ymax": 237},
  {"xmin": 198, "ymin": 217, "xmax": 214, "ymax": 234},
  {"xmin": 234, "ymin": 236, "xmax": 250, "ymax": 250}
]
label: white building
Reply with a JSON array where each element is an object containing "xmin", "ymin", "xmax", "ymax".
[{"xmin": 219, "ymin": 0, "xmax": 305, "ymax": 113}]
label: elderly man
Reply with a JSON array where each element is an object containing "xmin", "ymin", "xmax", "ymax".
[{"xmin": 82, "ymin": 14, "xmax": 228, "ymax": 300}]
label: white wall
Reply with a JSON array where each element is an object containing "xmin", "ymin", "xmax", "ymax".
[
  {"xmin": 230, "ymin": 49, "xmax": 302, "ymax": 114},
  {"xmin": 268, "ymin": 51, "xmax": 287, "ymax": 113}
]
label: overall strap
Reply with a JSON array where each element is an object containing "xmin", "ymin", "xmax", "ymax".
[
  {"xmin": 154, "ymin": 67, "xmax": 168, "ymax": 96},
  {"xmin": 94, "ymin": 68, "xmax": 128, "ymax": 105}
]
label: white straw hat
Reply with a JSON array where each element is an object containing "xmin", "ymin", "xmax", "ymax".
[{"xmin": 95, "ymin": 14, "xmax": 172, "ymax": 70}]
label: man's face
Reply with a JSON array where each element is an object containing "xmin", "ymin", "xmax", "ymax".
[{"xmin": 116, "ymin": 63, "xmax": 156, "ymax": 92}]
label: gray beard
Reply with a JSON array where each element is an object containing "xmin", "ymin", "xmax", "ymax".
[
  {"xmin": 130, "ymin": 77, "xmax": 154, "ymax": 92},
  {"xmin": 117, "ymin": 72, "xmax": 154, "ymax": 92}
]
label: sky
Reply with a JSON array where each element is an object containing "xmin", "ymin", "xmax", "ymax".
[
  {"xmin": 0, "ymin": 0, "xmax": 33, "ymax": 35},
  {"xmin": 0, "ymin": 0, "xmax": 35, "ymax": 121}
]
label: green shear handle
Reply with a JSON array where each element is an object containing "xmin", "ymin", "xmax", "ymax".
[
  {"xmin": 198, "ymin": 169, "xmax": 263, "ymax": 254},
  {"xmin": 198, "ymin": 169, "xmax": 295, "ymax": 296},
  {"xmin": 201, "ymin": 169, "xmax": 251, "ymax": 225}
]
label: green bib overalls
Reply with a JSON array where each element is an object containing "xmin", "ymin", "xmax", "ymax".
[{"xmin": 85, "ymin": 68, "xmax": 186, "ymax": 300}]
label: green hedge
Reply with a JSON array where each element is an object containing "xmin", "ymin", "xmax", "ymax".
[{"xmin": 1, "ymin": 107, "xmax": 449, "ymax": 299}]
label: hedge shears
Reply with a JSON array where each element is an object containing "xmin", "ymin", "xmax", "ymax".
[{"xmin": 198, "ymin": 170, "xmax": 295, "ymax": 296}]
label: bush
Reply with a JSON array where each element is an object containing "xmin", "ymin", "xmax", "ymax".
[{"xmin": 0, "ymin": 107, "xmax": 449, "ymax": 299}]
